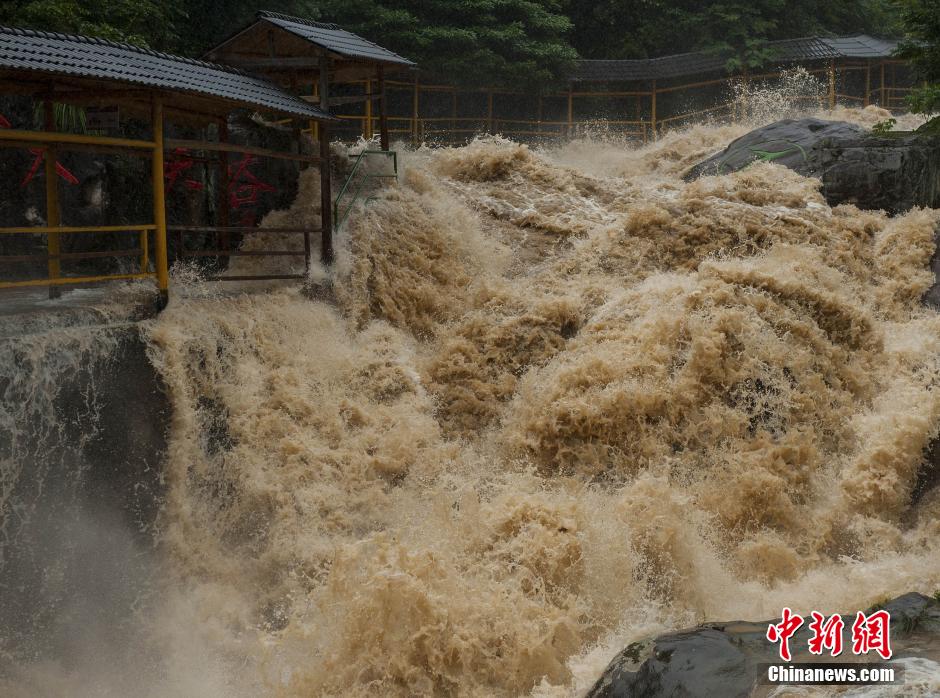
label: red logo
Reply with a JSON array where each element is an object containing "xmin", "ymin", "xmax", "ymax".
[
  {"xmin": 851, "ymin": 610, "xmax": 892, "ymax": 660},
  {"xmin": 807, "ymin": 612, "xmax": 845, "ymax": 656},
  {"xmin": 767, "ymin": 607, "xmax": 804, "ymax": 661},
  {"xmin": 767, "ymin": 608, "xmax": 892, "ymax": 661}
]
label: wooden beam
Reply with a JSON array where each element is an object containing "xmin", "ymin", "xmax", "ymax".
[
  {"xmin": 222, "ymin": 56, "xmax": 326, "ymax": 70},
  {"xmin": 163, "ymin": 138, "xmax": 320, "ymax": 163},
  {"xmin": 0, "ymin": 128, "xmax": 155, "ymax": 150},
  {"xmin": 311, "ymin": 94, "xmax": 380, "ymax": 107},
  {"xmin": 864, "ymin": 61, "xmax": 871, "ymax": 107}
]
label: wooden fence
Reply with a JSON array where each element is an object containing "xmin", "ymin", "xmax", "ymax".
[{"xmin": 315, "ymin": 59, "xmax": 913, "ymax": 146}]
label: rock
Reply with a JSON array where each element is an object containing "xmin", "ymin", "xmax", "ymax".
[
  {"xmin": 587, "ymin": 593, "xmax": 940, "ymax": 698},
  {"xmin": 926, "ymin": 229, "xmax": 940, "ymax": 311},
  {"xmin": 0, "ymin": 287, "xmax": 169, "ymax": 660},
  {"xmin": 685, "ymin": 118, "xmax": 940, "ymax": 214}
]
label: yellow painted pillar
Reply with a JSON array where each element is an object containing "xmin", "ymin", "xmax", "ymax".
[
  {"xmin": 828, "ymin": 61, "xmax": 836, "ymax": 109},
  {"xmin": 487, "ymin": 89, "xmax": 494, "ymax": 133},
  {"xmin": 44, "ymin": 99, "xmax": 61, "ymax": 299},
  {"xmin": 151, "ymin": 96, "xmax": 169, "ymax": 307},
  {"xmin": 880, "ymin": 62, "xmax": 886, "ymax": 107},
  {"xmin": 650, "ymin": 80, "xmax": 657, "ymax": 140},
  {"xmin": 412, "ymin": 75, "xmax": 419, "ymax": 145},
  {"xmin": 567, "ymin": 87, "xmax": 573, "ymax": 137}
]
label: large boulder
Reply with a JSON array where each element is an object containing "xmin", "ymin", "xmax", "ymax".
[
  {"xmin": 685, "ymin": 118, "xmax": 940, "ymax": 214},
  {"xmin": 587, "ymin": 593, "xmax": 940, "ymax": 698}
]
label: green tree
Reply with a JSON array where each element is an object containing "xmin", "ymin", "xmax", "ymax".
[
  {"xmin": 310, "ymin": 0, "xmax": 577, "ymax": 89},
  {"xmin": 0, "ymin": 0, "xmax": 183, "ymax": 49},
  {"xmin": 568, "ymin": 0, "xmax": 902, "ymax": 67},
  {"xmin": 895, "ymin": 0, "xmax": 940, "ymax": 116}
]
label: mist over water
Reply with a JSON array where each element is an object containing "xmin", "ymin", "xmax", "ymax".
[{"xmin": 3, "ymin": 100, "xmax": 940, "ymax": 696}]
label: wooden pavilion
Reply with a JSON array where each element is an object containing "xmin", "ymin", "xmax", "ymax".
[
  {"xmin": 205, "ymin": 11, "xmax": 416, "ymax": 152},
  {"xmin": 0, "ymin": 25, "xmax": 336, "ymax": 305}
]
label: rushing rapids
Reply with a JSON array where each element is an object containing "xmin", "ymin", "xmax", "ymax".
[{"xmin": 3, "ymin": 103, "xmax": 940, "ymax": 696}]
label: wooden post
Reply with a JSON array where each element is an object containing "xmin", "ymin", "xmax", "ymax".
[
  {"xmin": 378, "ymin": 65, "xmax": 389, "ymax": 151},
  {"xmin": 363, "ymin": 78, "xmax": 372, "ymax": 141},
  {"xmin": 43, "ymin": 98, "xmax": 61, "ymax": 298},
  {"xmin": 880, "ymin": 61, "xmax": 886, "ymax": 107},
  {"xmin": 650, "ymin": 80, "xmax": 657, "ymax": 139},
  {"xmin": 828, "ymin": 60, "xmax": 836, "ymax": 110},
  {"xmin": 217, "ymin": 118, "xmax": 229, "ymax": 262},
  {"xmin": 451, "ymin": 88, "xmax": 457, "ymax": 143},
  {"xmin": 319, "ymin": 55, "xmax": 333, "ymax": 266},
  {"xmin": 487, "ymin": 89, "xmax": 494, "ymax": 134},
  {"xmin": 567, "ymin": 86, "xmax": 573, "ymax": 137},
  {"xmin": 537, "ymin": 94, "xmax": 543, "ymax": 135},
  {"xmin": 152, "ymin": 96, "xmax": 169, "ymax": 308},
  {"xmin": 311, "ymin": 79, "xmax": 319, "ymax": 140},
  {"xmin": 412, "ymin": 74, "xmax": 419, "ymax": 146},
  {"xmin": 864, "ymin": 61, "xmax": 871, "ymax": 107}
]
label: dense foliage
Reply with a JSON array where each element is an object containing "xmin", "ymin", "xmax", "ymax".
[
  {"xmin": 895, "ymin": 0, "xmax": 940, "ymax": 116},
  {"xmin": 0, "ymin": 0, "xmax": 911, "ymax": 88}
]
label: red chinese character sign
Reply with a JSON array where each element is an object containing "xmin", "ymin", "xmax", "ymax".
[
  {"xmin": 226, "ymin": 153, "xmax": 275, "ymax": 227},
  {"xmin": 164, "ymin": 148, "xmax": 205, "ymax": 192},
  {"xmin": 1, "ymin": 113, "xmax": 79, "ymax": 187}
]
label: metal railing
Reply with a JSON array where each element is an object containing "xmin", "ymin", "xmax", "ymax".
[{"xmin": 334, "ymin": 149, "xmax": 399, "ymax": 230}]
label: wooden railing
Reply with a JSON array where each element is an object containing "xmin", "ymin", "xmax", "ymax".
[{"xmin": 314, "ymin": 58, "xmax": 912, "ymax": 147}]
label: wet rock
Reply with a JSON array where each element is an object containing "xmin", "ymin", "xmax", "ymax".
[
  {"xmin": 685, "ymin": 118, "xmax": 940, "ymax": 214},
  {"xmin": 926, "ymin": 228, "xmax": 940, "ymax": 310},
  {"xmin": 587, "ymin": 593, "xmax": 940, "ymax": 698}
]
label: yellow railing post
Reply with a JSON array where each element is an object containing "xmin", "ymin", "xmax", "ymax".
[
  {"xmin": 567, "ymin": 87, "xmax": 573, "ymax": 137},
  {"xmin": 139, "ymin": 228, "xmax": 149, "ymax": 273},
  {"xmin": 828, "ymin": 61, "xmax": 836, "ymax": 109},
  {"xmin": 487, "ymin": 89, "xmax": 494, "ymax": 134},
  {"xmin": 650, "ymin": 80, "xmax": 657, "ymax": 139},
  {"xmin": 151, "ymin": 96, "xmax": 169, "ymax": 307},
  {"xmin": 880, "ymin": 62, "xmax": 886, "ymax": 107},
  {"xmin": 412, "ymin": 75, "xmax": 419, "ymax": 146},
  {"xmin": 44, "ymin": 98, "xmax": 61, "ymax": 299}
]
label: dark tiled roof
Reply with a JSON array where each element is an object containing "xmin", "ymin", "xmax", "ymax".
[
  {"xmin": 257, "ymin": 11, "xmax": 415, "ymax": 66},
  {"xmin": 571, "ymin": 35, "xmax": 898, "ymax": 83},
  {"xmin": 0, "ymin": 25, "xmax": 333, "ymax": 120},
  {"xmin": 821, "ymin": 35, "xmax": 900, "ymax": 58}
]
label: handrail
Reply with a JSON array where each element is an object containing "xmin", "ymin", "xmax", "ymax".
[{"xmin": 333, "ymin": 149, "xmax": 398, "ymax": 230}]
